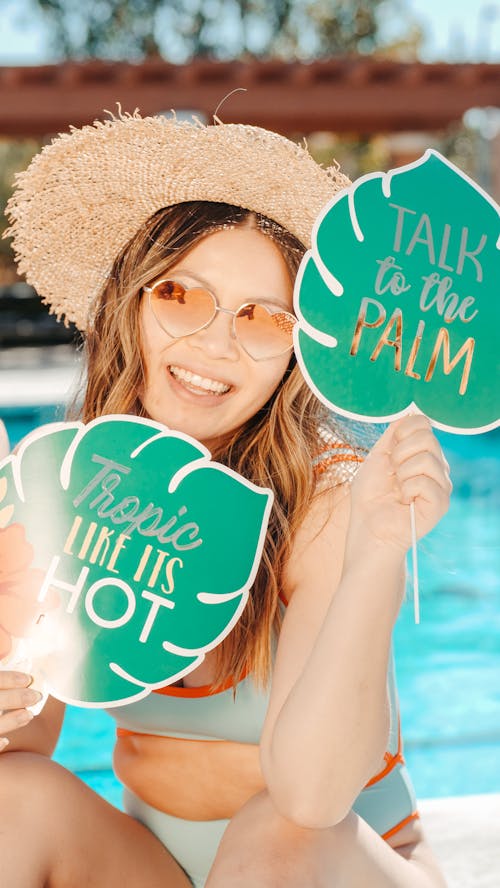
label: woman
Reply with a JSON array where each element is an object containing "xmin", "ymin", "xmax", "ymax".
[{"xmin": 0, "ymin": 112, "xmax": 450, "ymax": 887}]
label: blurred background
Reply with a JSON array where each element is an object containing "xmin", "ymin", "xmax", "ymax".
[{"xmin": 0, "ymin": 0, "xmax": 499, "ymax": 830}]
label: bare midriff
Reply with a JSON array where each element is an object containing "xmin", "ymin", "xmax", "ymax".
[
  {"xmin": 113, "ymin": 649, "xmax": 267, "ymax": 819},
  {"xmin": 114, "ymin": 732, "xmax": 265, "ymax": 820}
]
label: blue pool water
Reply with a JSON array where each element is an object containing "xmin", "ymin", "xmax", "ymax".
[{"xmin": 2, "ymin": 409, "xmax": 499, "ymax": 805}]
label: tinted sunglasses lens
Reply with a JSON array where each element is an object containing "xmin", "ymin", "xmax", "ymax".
[
  {"xmin": 235, "ymin": 304, "xmax": 295, "ymax": 359},
  {"xmin": 150, "ymin": 281, "xmax": 215, "ymax": 337}
]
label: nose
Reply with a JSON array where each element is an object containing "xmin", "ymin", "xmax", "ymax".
[{"xmin": 188, "ymin": 306, "xmax": 240, "ymax": 361}]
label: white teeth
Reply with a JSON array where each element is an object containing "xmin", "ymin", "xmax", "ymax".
[{"xmin": 169, "ymin": 365, "xmax": 231, "ymax": 395}]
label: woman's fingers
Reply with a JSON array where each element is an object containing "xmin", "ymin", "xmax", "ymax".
[
  {"xmin": 391, "ymin": 451, "xmax": 453, "ymax": 496},
  {"xmin": 398, "ymin": 474, "xmax": 451, "ymax": 510},
  {"xmin": 0, "ymin": 671, "xmax": 41, "ymax": 750},
  {"xmin": 388, "ymin": 417, "xmax": 452, "ymax": 521},
  {"xmin": 373, "ymin": 415, "xmax": 441, "ymax": 466},
  {"xmin": 0, "ymin": 707, "xmax": 33, "ymax": 735},
  {"xmin": 388, "ymin": 416, "xmax": 452, "ymax": 499},
  {"xmin": 0, "ymin": 670, "xmax": 33, "ymax": 690},
  {"xmin": 391, "ymin": 428, "xmax": 448, "ymax": 470},
  {"xmin": 0, "ymin": 685, "xmax": 42, "ymax": 711},
  {"xmin": 391, "ymin": 413, "xmax": 433, "ymax": 441}
]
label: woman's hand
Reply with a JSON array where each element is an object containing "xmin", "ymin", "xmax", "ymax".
[
  {"xmin": 0, "ymin": 671, "xmax": 42, "ymax": 751},
  {"xmin": 348, "ymin": 413, "xmax": 452, "ymax": 556}
]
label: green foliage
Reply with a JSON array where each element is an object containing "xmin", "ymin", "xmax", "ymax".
[
  {"xmin": 35, "ymin": 0, "xmax": 163, "ymax": 58},
  {"xmin": 29, "ymin": 0, "xmax": 394, "ymax": 61}
]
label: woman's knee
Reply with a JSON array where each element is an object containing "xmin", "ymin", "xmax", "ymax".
[
  {"xmin": 0, "ymin": 751, "xmax": 81, "ymax": 837},
  {"xmin": 1, "ymin": 749, "xmax": 66, "ymax": 790},
  {"xmin": 224, "ymin": 789, "xmax": 352, "ymax": 847},
  {"xmin": 0, "ymin": 752, "xmax": 76, "ymax": 887},
  {"xmin": 208, "ymin": 790, "xmax": 345, "ymax": 886}
]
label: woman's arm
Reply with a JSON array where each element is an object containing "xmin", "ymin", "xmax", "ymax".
[
  {"xmin": 260, "ymin": 415, "xmax": 451, "ymax": 828},
  {"xmin": 0, "ymin": 675, "xmax": 66, "ymax": 757}
]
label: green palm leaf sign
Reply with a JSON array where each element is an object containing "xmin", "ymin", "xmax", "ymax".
[
  {"xmin": 295, "ymin": 150, "xmax": 500, "ymax": 433},
  {"xmin": 0, "ymin": 416, "xmax": 272, "ymax": 706}
]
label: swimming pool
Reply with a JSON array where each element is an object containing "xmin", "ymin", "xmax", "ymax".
[{"xmin": 2, "ymin": 408, "xmax": 499, "ymax": 805}]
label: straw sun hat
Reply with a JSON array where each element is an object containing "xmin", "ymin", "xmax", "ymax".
[{"xmin": 5, "ymin": 108, "xmax": 349, "ymax": 331}]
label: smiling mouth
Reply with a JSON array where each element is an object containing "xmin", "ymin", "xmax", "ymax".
[{"xmin": 168, "ymin": 365, "xmax": 232, "ymax": 396}]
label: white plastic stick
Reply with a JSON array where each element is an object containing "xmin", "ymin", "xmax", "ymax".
[{"xmin": 409, "ymin": 500, "xmax": 420, "ymax": 624}]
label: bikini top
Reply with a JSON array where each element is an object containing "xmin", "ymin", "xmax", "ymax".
[
  {"xmin": 106, "ymin": 636, "xmax": 400, "ymax": 751},
  {"xmin": 105, "ymin": 633, "xmax": 415, "ymax": 839},
  {"xmin": 104, "ymin": 433, "xmax": 418, "ymax": 838}
]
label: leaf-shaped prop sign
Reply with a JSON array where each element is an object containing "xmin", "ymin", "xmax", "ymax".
[
  {"xmin": 0, "ymin": 416, "xmax": 272, "ymax": 706},
  {"xmin": 295, "ymin": 150, "xmax": 500, "ymax": 433}
]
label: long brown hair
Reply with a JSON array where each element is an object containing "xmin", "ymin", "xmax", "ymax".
[{"xmin": 72, "ymin": 201, "xmax": 336, "ymax": 689}]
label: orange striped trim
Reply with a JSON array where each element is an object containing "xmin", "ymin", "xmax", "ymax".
[
  {"xmin": 314, "ymin": 453, "xmax": 363, "ymax": 475},
  {"xmin": 365, "ymin": 720, "xmax": 403, "ymax": 787},
  {"xmin": 382, "ymin": 811, "xmax": 420, "ymax": 841},
  {"xmin": 278, "ymin": 589, "xmax": 289, "ymax": 607},
  {"xmin": 317, "ymin": 453, "xmax": 364, "ymax": 463},
  {"xmin": 152, "ymin": 665, "xmax": 250, "ymax": 698},
  {"xmin": 365, "ymin": 750, "xmax": 404, "ymax": 787},
  {"xmin": 116, "ymin": 728, "xmax": 224, "ymax": 742},
  {"xmin": 312, "ymin": 441, "xmax": 347, "ymax": 454},
  {"xmin": 115, "ymin": 728, "xmax": 420, "ymax": 843},
  {"xmin": 152, "ymin": 584, "xmax": 291, "ymax": 698},
  {"xmin": 153, "ymin": 674, "xmax": 241, "ymax": 698}
]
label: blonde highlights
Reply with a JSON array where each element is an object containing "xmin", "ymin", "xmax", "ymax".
[{"xmin": 72, "ymin": 202, "xmax": 332, "ymax": 689}]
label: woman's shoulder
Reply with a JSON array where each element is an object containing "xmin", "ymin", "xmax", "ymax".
[
  {"xmin": 282, "ymin": 477, "xmax": 352, "ymax": 608},
  {"xmin": 280, "ymin": 422, "xmax": 367, "ymax": 605},
  {"xmin": 283, "ymin": 416, "xmax": 368, "ymax": 601}
]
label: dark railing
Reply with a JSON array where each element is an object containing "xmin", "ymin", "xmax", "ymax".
[{"xmin": 0, "ymin": 283, "xmax": 78, "ymax": 347}]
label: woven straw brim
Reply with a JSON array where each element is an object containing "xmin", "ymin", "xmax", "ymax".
[{"xmin": 5, "ymin": 110, "xmax": 350, "ymax": 331}]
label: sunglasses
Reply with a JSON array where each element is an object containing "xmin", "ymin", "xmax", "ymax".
[{"xmin": 143, "ymin": 279, "xmax": 297, "ymax": 361}]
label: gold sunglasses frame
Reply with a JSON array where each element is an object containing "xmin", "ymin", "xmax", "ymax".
[{"xmin": 143, "ymin": 279, "xmax": 297, "ymax": 362}]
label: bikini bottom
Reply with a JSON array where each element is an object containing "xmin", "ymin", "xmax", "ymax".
[
  {"xmin": 123, "ymin": 761, "xmax": 418, "ymax": 888},
  {"xmin": 124, "ymin": 788, "xmax": 227, "ymax": 888}
]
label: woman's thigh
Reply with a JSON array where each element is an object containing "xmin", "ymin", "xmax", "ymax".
[
  {"xmin": 206, "ymin": 791, "xmax": 446, "ymax": 888},
  {"xmin": 0, "ymin": 752, "xmax": 192, "ymax": 888}
]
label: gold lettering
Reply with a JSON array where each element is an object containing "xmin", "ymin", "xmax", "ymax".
[
  {"xmin": 133, "ymin": 544, "xmax": 153, "ymax": 582},
  {"xmin": 350, "ymin": 297, "xmax": 386, "ymax": 357},
  {"xmin": 404, "ymin": 320, "xmax": 425, "ymax": 380},
  {"xmin": 89, "ymin": 525, "xmax": 115, "ymax": 566},
  {"xmin": 147, "ymin": 549, "xmax": 169, "ymax": 588},
  {"xmin": 63, "ymin": 515, "xmax": 83, "ymax": 555},
  {"xmin": 370, "ymin": 309, "xmax": 403, "ymax": 371},
  {"xmin": 161, "ymin": 557, "xmax": 184, "ymax": 596},
  {"xmin": 78, "ymin": 522, "xmax": 98, "ymax": 560},
  {"xmin": 425, "ymin": 328, "xmax": 475, "ymax": 396}
]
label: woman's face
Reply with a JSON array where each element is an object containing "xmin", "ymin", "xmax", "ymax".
[{"xmin": 139, "ymin": 226, "xmax": 294, "ymax": 449}]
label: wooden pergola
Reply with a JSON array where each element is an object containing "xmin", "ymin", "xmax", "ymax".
[{"xmin": 0, "ymin": 58, "xmax": 499, "ymax": 136}]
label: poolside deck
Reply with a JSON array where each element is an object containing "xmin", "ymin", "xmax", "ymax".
[
  {"xmin": 0, "ymin": 344, "xmax": 80, "ymax": 408},
  {"xmin": 421, "ymin": 794, "xmax": 499, "ymax": 888}
]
